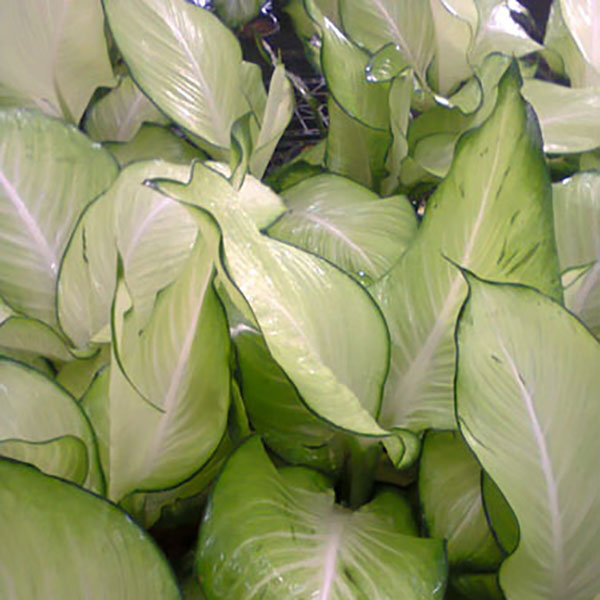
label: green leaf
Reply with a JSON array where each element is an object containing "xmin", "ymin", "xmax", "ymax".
[
  {"xmin": 0, "ymin": 459, "xmax": 180, "ymax": 599},
  {"xmin": 90, "ymin": 234, "xmax": 230, "ymax": 501},
  {"xmin": 85, "ymin": 75, "xmax": 168, "ymax": 142},
  {"xmin": 0, "ymin": 0, "xmax": 114, "ymax": 122},
  {"xmin": 213, "ymin": 0, "xmax": 264, "ymax": 28},
  {"xmin": 104, "ymin": 0, "xmax": 249, "ymax": 150},
  {"xmin": 553, "ymin": 172, "xmax": 600, "ymax": 272},
  {"xmin": 456, "ymin": 275, "xmax": 600, "ymax": 599},
  {"xmin": 522, "ymin": 80, "xmax": 600, "ymax": 154},
  {"xmin": 249, "ymin": 65, "xmax": 294, "ymax": 179},
  {"xmin": 313, "ymin": 6, "xmax": 390, "ymax": 130},
  {"xmin": 268, "ymin": 173, "xmax": 417, "ymax": 283},
  {"xmin": 0, "ymin": 358, "xmax": 103, "ymax": 492},
  {"xmin": 544, "ymin": 1, "xmax": 600, "ymax": 88},
  {"xmin": 553, "ymin": 172, "xmax": 600, "ymax": 335},
  {"xmin": 0, "ymin": 436, "xmax": 88, "ymax": 487},
  {"xmin": 155, "ymin": 162, "xmax": 389, "ymax": 438},
  {"xmin": 482, "ymin": 473, "xmax": 519, "ymax": 555},
  {"xmin": 233, "ymin": 327, "xmax": 348, "ymax": 475},
  {"xmin": 560, "ymin": 0, "xmax": 600, "ymax": 77},
  {"xmin": 340, "ymin": 0, "xmax": 435, "ymax": 84},
  {"xmin": 451, "ymin": 573, "xmax": 504, "ymax": 600},
  {"xmin": 58, "ymin": 161, "xmax": 196, "ymax": 349},
  {"xmin": 0, "ymin": 109, "xmax": 118, "ymax": 328},
  {"xmin": 56, "ymin": 345, "xmax": 111, "ymax": 400},
  {"xmin": 121, "ymin": 430, "xmax": 234, "ymax": 529},
  {"xmin": 0, "ymin": 297, "xmax": 71, "ymax": 361},
  {"xmin": 197, "ymin": 436, "xmax": 447, "ymax": 599},
  {"xmin": 419, "ymin": 431, "xmax": 503, "ymax": 570},
  {"xmin": 105, "ymin": 124, "xmax": 207, "ymax": 167},
  {"xmin": 371, "ymin": 65, "xmax": 560, "ymax": 431},
  {"xmin": 326, "ymin": 96, "xmax": 391, "ymax": 191}
]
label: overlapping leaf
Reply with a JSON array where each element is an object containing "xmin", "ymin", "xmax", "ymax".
[
  {"xmin": 0, "ymin": 109, "xmax": 118, "ymax": 329},
  {"xmin": 0, "ymin": 460, "xmax": 180, "ymax": 600},
  {"xmin": 371, "ymin": 65, "xmax": 560, "ymax": 431},
  {"xmin": 198, "ymin": 437, "xmax": 447, "ymax": 599},
  {"xmin": 456, "ymin": 276, "xmax": 600, "ymax": 599}
]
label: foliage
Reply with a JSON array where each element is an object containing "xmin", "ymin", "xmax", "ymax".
[{"xmin": 0, "ymin": 0, "xmax": 599, "ymax": 598}]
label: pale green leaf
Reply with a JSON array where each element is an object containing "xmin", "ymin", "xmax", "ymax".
[
  {"xmin": 213, "ymin": 0, "xmax": 264, "ymax": 28},
  {"xmin": 155, "ymin": 162, "xmax": 389, "ymax": 438},
  {"xmin": 340, "ymin": 0, "xmax": 435, "ymax": 84},
  {"xmin": 268, "ymin": 173, "xmax": 417, "ymax": 282},
  {"xmin": 85, "ymin": 75, "xmax": 168, "ymax": 143},
  {"xmin": 553, "ymin": 172, "xmax": 600, "ymax": 335},
  {"xmin": 419, "ymin": 431, "xmax": 503, "ymax": 570},
  {"xmin": 104, "ymin": 0, "xmax": 249, "ymax": 150},
  {"xmin": 249, "ymin": 65, "xmax": 294, "ymax": 178},
  {"xmin": 553, "ymin": 172, "xmax": 600, "ymax": 271},
  {"xmin": 0, "ymin": 109, "xmax": 117, "ymax": 328},
  {"xmin": 456, "ymin": 276, "xmax": 600, "ymax": 600},
  {"xmin": 0, "ymin": 459, "xmax": 180, "ymax": 600},
  {"xmin": 198, "ymin": 436, "xmax": 447, "ymax": 599},
  {"xmin": 544, "ymin": 1, "xmax": 600, "ymax": 88},
  {"xmin": 105, "ymin": 124, "xmax": 207, "ymax": 167},
  {"xmin": 55, "ymin": 345, "xmax": 110, "ymax": 400},
  {"xmin": 90, "ymin": 234, "xmax": 230, "ymax": 501},
  {"xmin": 0, "ymin": 0, "xmax": 114, "ymax": 122},
  {"xmin": 0, "ymin": 297, "xmax": 71, "ymax": 361},
  {"xmin": 560, "ymin": 0, "xmax": 600, "ymax": 76},
  {"xmin": 233, "ymin": 327, "xmax": 348, "ymax": 474},
  {"xmin": 326, "ymin": 96, "xmax": 391, "ymax": 191},
  {"xmin": 0, "ymin": 436, "xmax": 88, "ymax": 486},
  {"xmin": 0, "ymin": 359, "xmax": 103, "ymax": 492},
  {"xmin": 522, "ymin": 80, "xmax": 600, "ymax": 154},
  {"xmin": 371, "ymin": 65, "xmax": 560, "ymax": 431},
  {"xmin": 58, "ymin": 161, "xmax": 196, "ymax": 349}
]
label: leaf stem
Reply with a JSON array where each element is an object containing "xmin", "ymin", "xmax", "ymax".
[{"xmin": 341, "ymin": 437, "xmax": 381, "ymax": 510}]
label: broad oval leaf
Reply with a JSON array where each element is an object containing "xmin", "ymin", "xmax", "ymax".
[
  {"xmin": 268, "ymin": 173, "xmax": 417, "ymax": 283},
  {"xmin": 198, "ymin": 436, "xmax": 447, "ymax": 599},
  {"xmin": 155, "ymin": 162, "xmax": 390, "ymax": 438},
  {"xmin": 522, "ymin": 80, "xmax": 600, "ymax": 154},
  {"xmin": 371, "ymin": 64, "xmax": 560, "ymax": 431},
  {"xmin": 0, "ymin": 0, "xmax": 114, "ymax": 122},
  {"xmin": 456, "ymin": 275, "xmax": 600, "ymax": 600},
  {"xmin": 104, "ymin": 0, "xmax": 249, "ymax": 150},
  {"xmin": 340, "ymin": 0, "xmax": 435, "ymax": 84},
  {"xmin": 419, "ymin": 431, "xmax": 503, "ymax": 570},
  {"xmin": 85, "ymin": 75, "xmax": 168, "ymax": 143},
  {"xmin": 58, "ymin": 161, "xmax": 196, "ymax": 349},
  {"xmin": 86, "ymin": 234, "xmax": 230, "ymax": 501},
  {"xmin": 0, "ymin": 109, "xmax": 118, "ymax": 328},
  {"xmin": 0, "ymin": 459, "xmax": 180, "ymax": 600},
  {"xmin": 0, "ymin": 359, "xmax": 103, "ymax": 492}
]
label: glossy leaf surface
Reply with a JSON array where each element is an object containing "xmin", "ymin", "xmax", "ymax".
[
  {"xmin": 104, "ymin": 0, "xmax": 249, "ymax": 149},
  {"xmin": 0, "ymin": 0, "xmax": 114, "ymax": 121},
  {"xmin": 0, "ymin": 459, "xmax": 180, "ymax": 600},
  {"xmin": 419, "ymin": 431, "xmax": 503, "ymax": 570},
  {"xmin": 0, "ymin": 359, "xmax": 103, "ymax": 492},
  {"xmin": 0, "ymin": 109, "xmax": 117, "ymax": 328},
  {"xmin": 156, "ymin": 163, "xmax": 390, "ymax": 438},
  {"xmin": 198, "ymin": 437, "xmax": 447, "ymax": 599},
  {"xmin": 85, "ymin": 75, "xmax": 168, "ymax": 142},
  {"xmin": 372, "ymin": 66, "xmax": 559, "ymax": 431},
  {"xmin": 456, "ymin": 276, "xmax": 600, "ymax": 600},
  {"xmin": 268, "ymin": 174, "xmax": 417, "ymax": 283}
]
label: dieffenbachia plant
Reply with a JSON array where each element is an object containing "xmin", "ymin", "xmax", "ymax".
[{"xmin": 0, "ymin": 0, "xmax": 599, "ymax": 598}]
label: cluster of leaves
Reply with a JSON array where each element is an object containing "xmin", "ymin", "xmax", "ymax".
[{"xmin": 0, "ymin": 0, "xmax": 599, "ymax": 599}]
